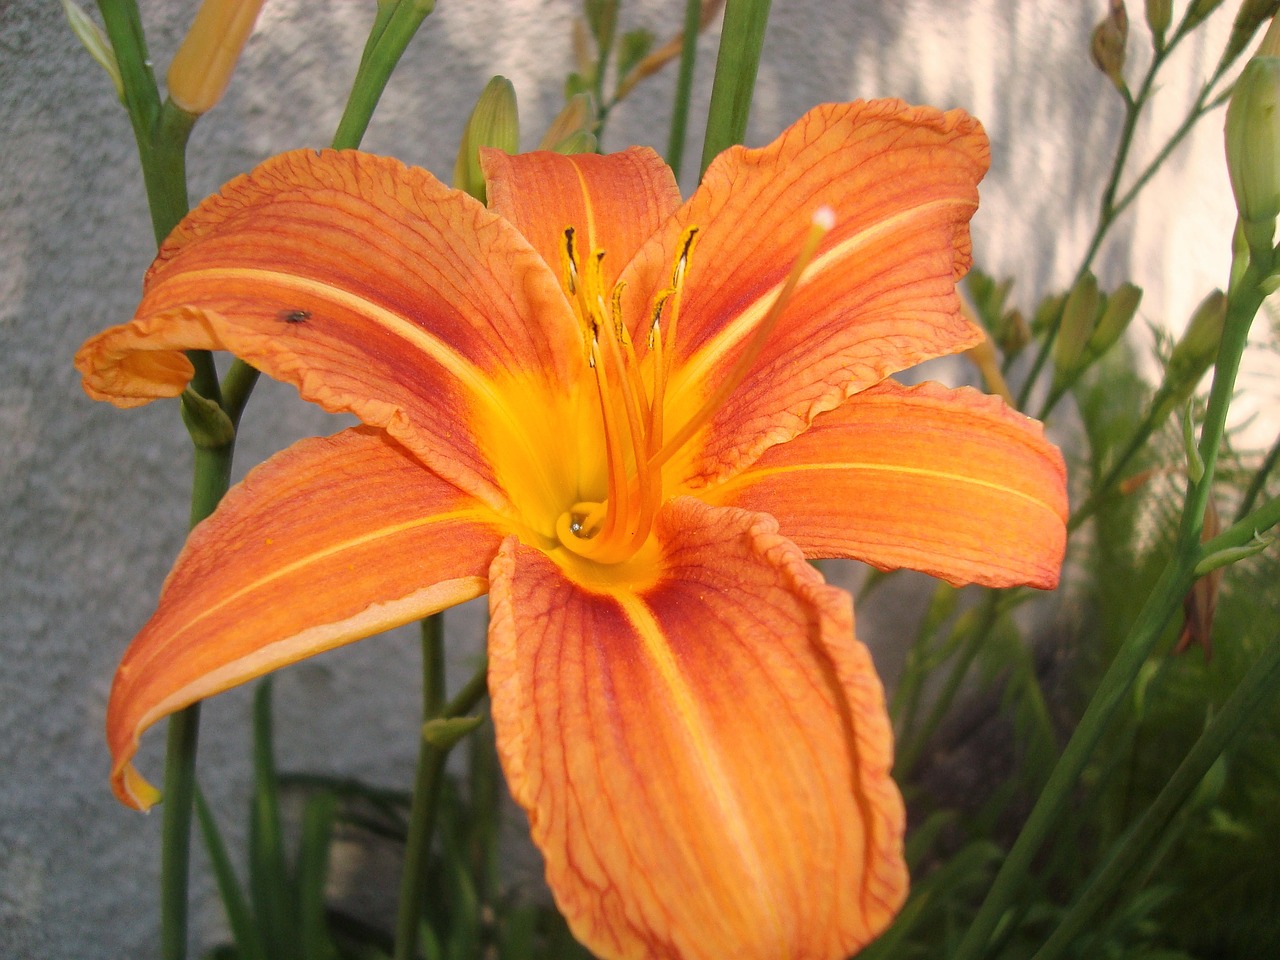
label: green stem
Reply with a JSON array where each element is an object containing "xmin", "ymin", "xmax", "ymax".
[
  {"xmin": 699, "ymin": 0, "xmax": 771, "ymax": 175},
  {"xmin": 1030, "ymin": 630, "xmax": 1280, "ymax": 960},
  {"xmin": 1015, "ymin": 23, "xmax": 1226, "ymax": 413},
  {"xmin": 220, "ymin": 361, "xmax": 261, "ymax": 429},
  {"xmin": 894, "ymin": 593, "xmax": 998, "ymax": 781},
  {"xmin": 332, "ymin": 0, "xmax": 436, "ymax": 151},
  {"xmin": 159, "ymin": 703, "xmax": 200, "ymax": 960},
  {"xmin": 1234, "ymin": 430, "xmax": 1280, "ymax": 522},
  {"xmin": 952, "ymin": 235, "xmax": 1271, "ymax": 960},
  {"xmin": 393, "ymin": 613, "xmax": 484, "ymax": 960},
  {"xmin": 1067, "ymin": 385, "xmax": 1178, "ymax": 534},
  {"xmin": 1210, "ymin": 493, "xmax": 1280, "ymax": 554},
  {"xmin": 665, "ymin": 0, "xmax": 703, "ymax": 180}
]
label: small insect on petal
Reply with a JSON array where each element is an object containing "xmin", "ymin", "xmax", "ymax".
[{"xmin": 278, "ymin": 309, "xmax": 310, "ymax": 324}]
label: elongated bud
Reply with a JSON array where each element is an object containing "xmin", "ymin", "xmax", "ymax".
[
  {"xmin": 1091, "ymin": 0, "xmax": 1130, "ymax": 92},
  {"xmin": 1086, "ymin": 280, "xmax": 1142, "ymax": 360},
  {"xmin": 1144, "ymin": 0, "xmax": 1171, "ymax": 45},
  {"xmin": 61, "ymin": 0, "xmax": 123, "ymax": 100},
  {"xmin": 1225, "ymin": 52, "xmax": 1280, "ymax": 224},
  {"xmin": 180, "ymin": 388, "xmax": 235, "ymax": 448},
  {"xmin": 453, "ymin": 76, "xmax": 519, "ymax": 203},
  {"xmin": 539, "ymin": 92, "xmax": 595, "ymax": 151},
  {"xmin": 1053, "ymin": 272, "xmax": 1101, "ymax": 377},
  {"xmin": 1224, "ymin": 1, "xmax": 1280, "ymax": 66},
  {"xmin": 547, "ymin": 129, "xmax": 599, "ymax": 155},
  {"xmin": 1186, "ymin": 0, "xmax": 1226, "ymax": 29},
  {"xmin": 167, "ymin": 0, "xmax": 265, "ymax": 115},
  {"xmin": 1164, "ymin": 289, "xmax": 1227, "ymax": 403},
  {"xmin": 584, "ymin": 0, "xmax": 618, "ymax": 54},
  {"xmin": 1031, "ymin": 291, "xmax": 1066, "ymax": 336},
  {"xmin": 1193, "ymin": 531, "xmax": 1274, "ymax": 577}
]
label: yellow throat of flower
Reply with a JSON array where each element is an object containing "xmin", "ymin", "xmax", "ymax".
[{"xmin": 549, "ymin": 207, "xmax": 835, "ymax": 568}]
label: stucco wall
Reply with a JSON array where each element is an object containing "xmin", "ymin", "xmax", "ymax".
[{"xmin": 0, "ymin": 1, "xmax": 1257, "ymax": 957}]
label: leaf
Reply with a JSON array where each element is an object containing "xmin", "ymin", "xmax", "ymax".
[
  {"xmin": 196, "ymin": 785, "xmax": 268, "ymax": 960},
  {"xmin": 249, "ymin": 679, "xmax": 298, "ymax": 959}
]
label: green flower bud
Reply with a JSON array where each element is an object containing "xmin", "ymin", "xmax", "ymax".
[
  {"xmin": 422, "ymin": 714, "xmax": 484, "ymax": 749},
  {"xmin": 1053, "ymin": 272, "xmax": 1100, "ymax": 377},
  {"xmin": 1085, "ymin": 281, "xmax": 1142, "ymax": 360},
  {"xmin": 1091, "ymin": 0, "xmax": 1129, "ymax": 92},
  {"xmin": 539, "ymin": 92, "xmax": 595, "ymax": 151},
  {"xmin": 61, "ymin": 0, "xmax": 123, "ymax": 101},
  {"xmin": 1144, "ymin": 0, "xmax": 1171, "ymax": 45},
  {"xmin": 180, "ymin": 388, "xmax": 236, "ymax": 449},
  {"xmin": 1223, "ymin": 2, "xmax": 1280, "ymax": 66},
  {"xmin": 547, "ymin": 129, "xmax": 599, "ymax": 155},
  {"xmin": 1164, "ymin": 289, "xmax": 1227, "ymax": 403},
  {"xmin": 1225, "ymin": 55, "xmax": 1280, "ymax": 224},
  {"xmin": 453, "ymin": 76, "xmax": 520, "ymax": 204},
  {"xmin": 584, "ymin": 0, "xmax": 618, "ymax": 54},
  {"xmin": 1186, "ymin": 0, "xmax": 1226, "ymax": 30},
  {"xmin": 1031, "ymin": 291, "xmax": 1066, "ymax": 336}
]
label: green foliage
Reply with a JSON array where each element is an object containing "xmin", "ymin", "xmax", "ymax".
[{"xmin": 201, "ymin": 691, "xmax": 597, "ymax": 960}]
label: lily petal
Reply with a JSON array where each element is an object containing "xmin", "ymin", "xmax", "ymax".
[
  {"xmin": 482, "ymin": 146, "xmax": 682, "ymax": 291},
  {"xmin": 488, "ymin": 498, "xmax": 906, "ymax": 960},
  {"xmin": 75, "ymin": 149, "xmax": 580, "ymax": 511},
  {"xmin": 620, "ymin": 99, "xmax": 989, "ymax": 488},
  {"xmin": 108, "ymin": 427, "xmax": 501, "ymax": 810},
  {"xmin": 705, "ymin": 380, "xmax": 1068, "ymax": 588}
]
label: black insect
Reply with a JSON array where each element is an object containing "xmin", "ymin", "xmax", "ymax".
[{"xmin": 279, "ymin": 309, "xmax": 310, "ymax": 323}]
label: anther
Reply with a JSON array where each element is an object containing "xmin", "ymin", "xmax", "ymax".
[{"xmin": 650, "ymin": 207, "xmax": 835, "ymax": 470}]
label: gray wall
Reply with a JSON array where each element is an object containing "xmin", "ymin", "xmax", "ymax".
[{"xmin": 0, "ymin": 0, "xmax": 1258, "ymax": 956}]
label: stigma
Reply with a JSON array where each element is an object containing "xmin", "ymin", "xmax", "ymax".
[{"xmin": 553, "ymin": 207, "xmax": 834, "ymax": 565}]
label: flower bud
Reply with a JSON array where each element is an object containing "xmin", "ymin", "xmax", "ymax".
[
  {"xmin": 1224, "ymin": 1, "xmax": 1280, "ymax": 67},
  {"xmin": 1086, "ymin": 281, "xmax": 1142, "ymax": 360},
  {"xmin": 1225, "ymin": 54, "xmax": 1280, "ymax": 224},
  {"xmin": 539, "ymin": 93, "xmax": 595, "ymax": 151},
  {"xmin": 1091, "ymin": 0, "xmax": 1129, "ymax": 92},
  {"xmin": 1053, "ymin": 272, "xmax": 1100, "ymax": 377},
  {"xmin": 1185, "ymin": 0, "xmax": 1226, "ymax": 29},
  {"xmin": 167, "ymin": 0, "xmax": 265, "ymax": 115},
  {"xmin": 453, "ymin": 77, "xmax": 520, "ymax": 203},
  {"xmin": 61, "ymin": 0, "xmax": 123, "ymax": 101},
  {"xmin": 1144, "ymin": 0, "xmax": 1171, "ymax": 45},
  {"xmin": 547, "ymin": 129, "xmax": 599, "ymax": 155},
  {"xmin": 1164, "ymin": 289, "xmax": 1227, "ymax": 403}
]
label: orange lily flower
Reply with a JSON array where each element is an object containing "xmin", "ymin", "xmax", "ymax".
[{"xmin": 76, "ymin": 99, "xmax": 1067, "ymax": 960}]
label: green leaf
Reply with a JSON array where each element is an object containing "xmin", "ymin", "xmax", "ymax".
[
  {"xmin": 195, "ymin": 786, "xmax": 267, "ymax": 960},
  {"xmin": 700, "ymin": 0, "xmax": 772, "ymax": 175},
  {"xmin": 250, "ymin": 679, "xmax": 298, "ymax": 959},
  {"xmin": 298, "ymin": 793, "xmax": 340, "ymax": 960}
]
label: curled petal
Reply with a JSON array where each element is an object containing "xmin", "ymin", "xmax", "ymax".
[
  {"xmin": 75, "ymin": 149, "xmax": 580, "ymax": 511},
  {"xmin": 108, "ymin": 428, "xmax": 501, "ymax": 809},
  {"xmin": 488, "ymin": 498, "xmax": 906, "ymax": 960},
  {"xmin": 482, "ymin": 147, "xmax": 682, "ymax": 291},
  {"xmin": 706, "ymin": 380, "xmax": 1068, "ymax": 588},
  {"xmin": 620, "ymin": 99, "xmax": 989, "ymax": 487}
]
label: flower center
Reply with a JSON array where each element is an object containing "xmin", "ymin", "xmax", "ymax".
[{"xmin": 554, "ymin": 208, "xmax": 834, "ymax": 565}]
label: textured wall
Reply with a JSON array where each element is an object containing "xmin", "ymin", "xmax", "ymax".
[{"xmin": 0, "ymin": 0, "xmax": 1256, "ymax": 957}]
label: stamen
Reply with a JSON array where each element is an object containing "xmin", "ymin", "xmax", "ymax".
[
  {"xmin": 595, "ymin": 316, "xmax": 657, "ymax": 559},
  {"xmin": 650, "ymin": 208, "xmax": 834, "ymax": 471},
  {"xmin": 587, "ymin": 331, "xmax": 630, "ymax": 549},
  {"xmin": 647, "ymin": 227, "xmax": 698, "ymax": 458}
]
